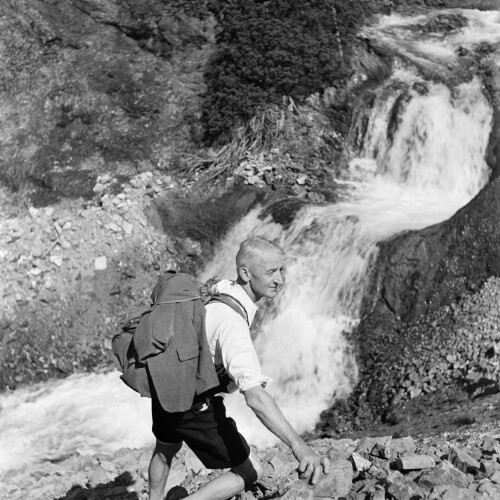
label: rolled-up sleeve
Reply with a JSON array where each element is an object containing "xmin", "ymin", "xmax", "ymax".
[{"xmin": 206, "ymin": 303, "xmax": 270, "ymax": 392}]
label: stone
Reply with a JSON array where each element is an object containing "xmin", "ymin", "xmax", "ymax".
[
  {"xmin": 372, "ymin": 438, "xmax": 393, "ymax": 459},
  {"xmin": 427, "ymin": 485, "xmax": 471, "ymax": 500},
  {"xmin": 122, "ymin": 221, "xmax": 133, "ymax": 235},
  {"xmin": 106, "ymin": 222, "xmax": 122, "ymax": 233},
  {"xmin": 165, "ymin": 463, "xmax": 188, "ymax": 491},
  {"xmin": 350, "ymin": 452, "xmax": 372, "ymax": 472},
  {"xmin": 99, "ymin": 460, "xmax": 117, "ymax": 473},
  {"xmin": 386, "ymin": 477, "xmax": 424, "ymax": 500},
  {"xmin": 490, "ymin": 471, "xmax": 500, "ymax": 484},
  {"xmin": 390, "ymin": 437, "xmax": 416, "ymax": 457},
  {"xmin": 372, "ymin": 485, "xmax": 386, "ymax": 500},
  {"xmin": 268, "ymin": 453, "xmax": 295, "ymax": 477},
  {"xmin": 28, "ymin": 207, "xmax": 39, "ymax": 219},
  {"xmin": 94, "ymin": 256, "xmax": 107, "ymax": 270},
  {"xmin": 476, "ymin": 479, "xmax": 500, "ymax": 496},
  {"xmin": 396, "ymin": 454, "xmax": 436, "ymax": 471},
  {"xmin": 281, "ymin": 481, "xmax": 314, "ymax": 499},
  {"xmin": 49, "ymin": 255, "xmax": 63, "ymax": 267},
  {"xmin": 449, "ymin": 446, "xmax": 481, "ymax": 474},
  {"xmin": 310, "ymin": 459, "xmax": 352, "ymax": 498},
  {"xmin": 481, "ymin": 437, "xmax": 500, "ymax": 455},
  {"xmin": 416, "ymin": 461, "xmax": 470, "ymax": 491},
  {"xmin": 353, "ymin": 436, "xmax": 379, "ymax": 457},
  {"xmin": 184, "ymin": 449, "xmax": 205, "ymax": 474},
  {"xmin": 32, "ymin": 241, "xmax": 45, "ymax": 258},
  {"xmin": 480, "ymin": 460, "xmax": 500, "ymax": 477}
]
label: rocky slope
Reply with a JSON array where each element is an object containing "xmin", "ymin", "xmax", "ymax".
[{"xmin": 4, "ymin": 421, "xmax": 500, "ymax": 499}]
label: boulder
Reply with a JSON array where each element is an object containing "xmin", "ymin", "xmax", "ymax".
[{"xmin": 449, "ymin": 447, "xmax": 481, "ymax": 475}]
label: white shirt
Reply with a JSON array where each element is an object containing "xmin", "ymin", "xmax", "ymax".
[{"xmin": 205, "ymin": 280, "xmax": 270, "ymax": 393}]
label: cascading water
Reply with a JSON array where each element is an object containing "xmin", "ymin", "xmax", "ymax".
[
  {"xmin": 201, "ymin": 71, "xmax": 492, "ymax": 446},
  {"xmin": 0, "ymin": 8, "xmax": 497, "ymax": 473}
]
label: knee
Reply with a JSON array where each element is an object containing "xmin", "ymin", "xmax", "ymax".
[{"xmin": 233, "ymin": 452, "xmax": 262, "ymax": 486}]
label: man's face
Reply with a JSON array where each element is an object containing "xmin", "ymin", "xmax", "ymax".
[{"xmin": 247, "ymin": 249, "xmax": 285, "ymax": 301}]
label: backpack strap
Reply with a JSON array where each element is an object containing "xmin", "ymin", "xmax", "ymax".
[{"xmin": 207, "ymin": 293, "xmax": 249, "ymax": 325}]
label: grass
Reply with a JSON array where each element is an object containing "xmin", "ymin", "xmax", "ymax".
[{"xmin": 184, "ymin": 100, "xmax": 299, "ymax": 180}]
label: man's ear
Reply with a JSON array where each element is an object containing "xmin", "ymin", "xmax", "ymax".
[{"xmin": 237, "ymin": 266, "xmax": 251, "ymax": 284}]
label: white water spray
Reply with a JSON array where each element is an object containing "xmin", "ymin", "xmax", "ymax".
[{"xmin": 0, "ymin": 9, "xmax": 496, "ymax": 472}]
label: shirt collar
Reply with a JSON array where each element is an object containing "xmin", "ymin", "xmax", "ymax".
[{"xmin": 214, "ymin": 280, "xmax": 258, "ymax": 326}]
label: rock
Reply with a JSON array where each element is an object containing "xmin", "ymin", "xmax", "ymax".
[
  {"xmin": 28, "ymin": 207, "xmax": 39, "ymax": 219},
  {"xmin": 99, "ymin": 460, "xmax": 117, "ymax": 473},
  {"xmin": 87, "ymin": 466, "xmax": 113, "ymax": 487},
  {"xmin": 386, "ymin": 477, "xmax": 425, "ymax": 500},
  {"xmin": 353, "ymin": 436, "xmax": 379, "ymax": 457},
  {"xmin": 94, "ymin": 256, "xmax": 107, "ymax": 270},
  {"xmin": 426, "ymin": 485, "xmax": 471, "ymax": 500},
  {"xmin": 396, "ymin": 454, "xmax": 436, "ymax": 471},
  {"xmin": 371, "ymin": 436, "xmax": 393, "ymax": 459},
  {"xmin": 390, "ymin": 437, "xmax": 416, "ymax": 457},
  {"xmin": 106, "ymin": 222, "xmax": 122, "ymax": 233},
  {"xmin": 449, "ymin": 446, "xmax": 481, "ymax": 475},
  {"xmin": 267, "ymin": 452, "xmax": 295, "ymax": 477},
  {"xmin": 350, "ymin": 452, "xmax": 372, "ymax": 472},
  {"xmin": 416, "ymin": 461, "xmax": 470, "ymax": 491},
  {"xmin": 280, "ymin": 481, "xmax": 313, "ymax": 499},
  {"xmin": 165, "ymin": 462, "xmax": 188, "ymax": 491},
  {"xmin": 310, "ymin": 459, "xmax": 352, "ymax": 498},
  {"xmin": 49, "ymin": 255, "xmax": 63, "ymax": 267},
  {"xmin": 122, "ymin": 221, "xmax": 133, "ymax": 235}
]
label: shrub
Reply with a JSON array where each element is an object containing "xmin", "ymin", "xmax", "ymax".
[{"xmin": 202, "ymin": 0, "xmax": 371, "ymax": 144}]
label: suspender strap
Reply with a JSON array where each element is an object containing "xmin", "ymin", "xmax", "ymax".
[{"xmin": 208, "ymin": 293, "xmax": 249, "ymax": 325}]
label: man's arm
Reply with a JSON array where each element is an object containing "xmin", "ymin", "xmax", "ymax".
[{"xmin": 243, "ymin": 384, "xmax": 330, "ymax": 484}]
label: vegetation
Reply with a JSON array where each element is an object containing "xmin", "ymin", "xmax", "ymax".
[{"xmin": 201, "ymin": 0, "xmax": 374, "ymax": 144}]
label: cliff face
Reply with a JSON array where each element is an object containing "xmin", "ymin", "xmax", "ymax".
[
  {"xmin": 0, "ymin": 0, "xmax": 214, "ymax": 203},
  {"xmin": 362, "ymin": 177, "xmax": 500, "ymax": 325}
]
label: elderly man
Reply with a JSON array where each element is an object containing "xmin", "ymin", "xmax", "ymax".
[{"xmin": 149, "ymin": 237, "xmax": 330, "ymax": 500}]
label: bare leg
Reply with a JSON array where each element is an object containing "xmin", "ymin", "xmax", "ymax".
[
  {"xmin": 149, "ymin": 440, "xmax": 183, "ymax": 500},
  {"xmin": 187, "ymin": 451, "xmax": 262, "ymax": 500}
]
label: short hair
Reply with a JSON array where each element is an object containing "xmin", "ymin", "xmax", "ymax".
[{"xmin": 236, "ymin": 237, "xmax": 284, "ymax": 269}]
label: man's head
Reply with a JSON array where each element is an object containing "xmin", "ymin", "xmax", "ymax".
[{"xmin": 236, "ymin": 237, "xmax": 285, "ymax": 303}]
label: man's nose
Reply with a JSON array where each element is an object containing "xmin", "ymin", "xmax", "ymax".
[{"xmin": 274, "ymin": 271, "xmax": 284, "ymax": 285}]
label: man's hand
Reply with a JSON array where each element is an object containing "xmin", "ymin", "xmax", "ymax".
[
  {"xmin": 243, "ymin": 386, "xmax": 330, "ymax": 484},
  {"xmin": 294, "ymin": 444, "xmax": 330, "ymax": 485}
]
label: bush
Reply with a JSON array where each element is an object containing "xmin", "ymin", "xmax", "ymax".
[{"xmin": 202, "ymin": 0, "xmax": 371, "ymax": 144}]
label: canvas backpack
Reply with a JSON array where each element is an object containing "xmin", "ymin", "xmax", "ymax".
[{"xmin": 111, "ymin": 271, "xmax": 248, "ymax": 398}]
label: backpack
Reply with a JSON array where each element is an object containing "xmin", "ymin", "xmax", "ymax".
[{"xmin": 111, "ymin": 271, "xmax": 248, "ymax": 405}]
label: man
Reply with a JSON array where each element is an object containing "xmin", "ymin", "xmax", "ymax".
[{"xmin": 149, "ymin": 237, "xmax": 330, "ymax": 500}]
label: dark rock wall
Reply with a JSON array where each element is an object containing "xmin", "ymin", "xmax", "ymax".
[{"xmin": 361, "ymin": 177, "xmax": 500, "ymax": 325}]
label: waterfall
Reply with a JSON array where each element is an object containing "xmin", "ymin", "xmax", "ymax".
[
  {"xmin": 0, "ymin": 8, "xmax": 496, "ymax": 473},
  {"xmin": 201, "ymin": 74, "xmax": 492, "ymax": 446}
]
